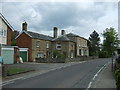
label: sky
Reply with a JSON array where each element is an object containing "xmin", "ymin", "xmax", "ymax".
[{"xmin": 0, "ymin": 0, "xmax": 118, "ymax": 42}]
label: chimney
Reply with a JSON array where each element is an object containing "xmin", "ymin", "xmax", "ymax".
[
  {"xmin": 61, "ymin": 30, "xmax": 65, "ymax": 35},
  {"xmin": 53, "ymin": 27, "xmax": 57, "ymax": 38},
  {"xmin": 22, "ymin": 22, "xmax": 27, "ymax": 31}
]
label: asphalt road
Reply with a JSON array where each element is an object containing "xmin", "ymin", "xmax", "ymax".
[{"xmin": 3, "ymin": 58, "xmax": 111, "ymax": 88}]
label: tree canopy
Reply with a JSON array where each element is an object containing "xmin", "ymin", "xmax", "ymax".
[
  {"xmin": 102, "ymin": 27, "xmax": 120, "ymax": 56},
  {"xmin": 88, "ymin": 30, "xmax": 100, "ymax": 56}
]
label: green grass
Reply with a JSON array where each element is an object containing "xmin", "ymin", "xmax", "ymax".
[{"xmin": 7, "ymin": 68, "xmax": 29, "ymax": 75}]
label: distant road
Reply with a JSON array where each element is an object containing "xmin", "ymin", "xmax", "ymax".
[{"xmin": 3, "ymin": 58, "xmax": 111, "ymax": 88}]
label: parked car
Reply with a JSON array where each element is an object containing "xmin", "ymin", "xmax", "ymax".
[{"xmin": 0, "ymin": 56, "xmax": 3, "ymax": 65}]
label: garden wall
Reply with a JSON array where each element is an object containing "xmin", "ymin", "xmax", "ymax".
[{"xmin": 36, "ymin": 56, "xmax": 98, "ymax": 63}]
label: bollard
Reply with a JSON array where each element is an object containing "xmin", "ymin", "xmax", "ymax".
[{"xmin": 2, "ymin": 65, "xmax": 7, "ymax": 77}]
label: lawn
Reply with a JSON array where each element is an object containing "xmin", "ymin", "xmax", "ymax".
[{"xmin": 7, "ymin": 68, "xmax": 30, "ymax": 75}]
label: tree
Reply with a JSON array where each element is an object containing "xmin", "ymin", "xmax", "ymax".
[
  {"xmin": 11, "ymin": 30, "xmax": 19, "ymax": 46},
  {"xmin": 88, "ymin": 30, "xmax": 100, "ymax": 56},
  {"xmin": 102, "ymin": 27, "xmax": 120, "ymax": 57}
]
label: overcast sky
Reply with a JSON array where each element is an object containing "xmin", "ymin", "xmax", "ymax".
[{"xmin": 1, "ymin": 1, "xmax": 118, "ymax": 41}]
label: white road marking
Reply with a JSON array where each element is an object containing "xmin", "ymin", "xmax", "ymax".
[
  {"xmin": 87, "ymin": 81, "xmax": 92, "ymax": 89},
  {"xmin": 87, "ymin": 61, "xmax": 110, "ymax": 89}
]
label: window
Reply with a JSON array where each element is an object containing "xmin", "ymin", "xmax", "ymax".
[
  {"xmin": 46, "ymin": 43, "xmax": 49, "ymax": 48},
  {"xmin": 37, "ymin": 53, "xmax": 43, "ymax": 58},
  {"xmin": 79, "ymin": 49, "xmax": 81, "ymax": 55},
  {"xmin": 1, "ymin": 30, "xmax": 6, "ymax": 37},
  {"xmin": 79, "ymin": 40, "xmax": 81, "ymax": 46},
  {"xmin": 36, "ymin": 41, "xmax": 40, "ymax": 48},
  {"xmin": 71, "ymin": 45, "xmax": 74, "ymax": 50},
  {"xmin": 56, "ymin": 43, "xmax": 61, "ymax": 50}
]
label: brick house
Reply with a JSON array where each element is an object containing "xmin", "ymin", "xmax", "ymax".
[
  {"xmin": 0, "ymin": 13, "xmax": 13, "ymax": 45},
  {"xmin": 16, "ymin": 22, "xmax": 53, "ymax": 62}
]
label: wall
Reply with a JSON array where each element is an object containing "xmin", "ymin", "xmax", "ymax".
[
  {"xmin": 76, "ymin": 37, "xmax": 89, "ymax": 56},
  {"xmin": 31, "ymin": 38, "xmax": 51, "ymax": 61},
  {"xmin": 16, "ymin": 32, "xmax": 32, "ymax": 61},
  {"xmin": 0, "ymin": 18, "xmax": 7, "ymax": 44},
  {"xmin": 36, "ymin": 56, "xmax": 98, "ymax": 63},
  {"xmin": 51, "ymin": 41, "xmax": 75, "ymax": 58},
  {"xmin": 7, "ymin": 26, "xmax": 12, "ymax": 45},
  {"xmin": 14, "ymin": 47, "xmax": 19, "ymax": 63}
]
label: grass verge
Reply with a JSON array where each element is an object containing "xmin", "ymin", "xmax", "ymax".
[{"xmin": 7, "ymin": 68, "xmax": 31, "ymax": 76}]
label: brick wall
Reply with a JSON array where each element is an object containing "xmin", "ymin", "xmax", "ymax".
[
  {"xmin": 16, "ymin": 33, "xmax": 32, "ymax": 61},
  {"xmin": 7, "ymin": 26, "xmax": 12, "ymax": 45}
]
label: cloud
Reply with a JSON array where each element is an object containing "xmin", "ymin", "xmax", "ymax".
[{"xmin": 1, "ymin": 1, "xmax": 118, "ymax": 40}]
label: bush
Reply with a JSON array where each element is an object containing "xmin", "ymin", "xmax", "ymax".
[
  {"xmin": 53, "ymin": 50, "xmax": 65, "ymax": 59},
  {"xmin": 115, "ymin": 69, "xmax": 120, "ymax": 89},
  {"xmin": 98, "ymin": 50, "xmax": 110, "ymax": 58}
]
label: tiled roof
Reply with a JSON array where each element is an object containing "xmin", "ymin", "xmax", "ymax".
[
  {"xmin": 53, "ymin": 35, "xmax": 73, "ymax": 42},
  {"xmin": 66, "ymin": 33, "xmax": 88, "ymax": 40},
  {"xmin": 26, "ymin": 31, "xmax": 54, "ymax": 41},
  {"xmin": 66, "ymin": 33, "xmax": 79, "ymax": 37}
]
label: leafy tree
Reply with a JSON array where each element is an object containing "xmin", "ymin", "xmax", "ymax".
[
  {"xmin": 89, "ymin": 30, "xmax": 100, "ymax": 56},
  {"xmin": 102, "ymin": 27, "xmax": 120, "ymax": 57}
]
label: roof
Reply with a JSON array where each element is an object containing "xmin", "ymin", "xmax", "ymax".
[
  {"xmin": 53, "ymin": 35, "xmax": 72, "ymax": 42},
  {"xmin": 52, "ymin": 33, "xmax": 87, "ymax": 42},
  {"xmin": 16, "ymin": 31, "xmax": 54, "ymax": 41},
  {"xmin": 66, "ymin": 33, "xmax": 79, "ymax": 37},
  {"xmin": 27, "ymin": 31, "xmax": 53, "ymax": 41},
  {"xmin": 16, "ymin": 31, "xmax": 87, "ymax": 42},
  {"xmin": 66, "ymin": 33, "xmax": 88, "ymax": 41},
  {"xmin": 0, "ymin": 13, "xmax": 14, "ymax": 31}
]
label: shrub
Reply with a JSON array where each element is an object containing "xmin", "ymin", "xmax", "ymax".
[
  {"xmin": 53, "ymin": 50, "xmax": 65, "ymax": 59},
  {"xmin": 98, "ymin": 50, "xmax": 110, "ymax": 58},
  {"xmin": 115, "ymin": 69, "xmax": 120, "ymax": 89}
]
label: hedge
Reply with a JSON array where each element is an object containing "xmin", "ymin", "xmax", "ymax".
[{"xmin": 115, "ymin": 69, "xmax": 120, "ymax": 89}]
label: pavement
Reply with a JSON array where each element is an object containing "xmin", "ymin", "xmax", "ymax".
[
  {"xmin": 1, "ymin": 58, "xmax": 117, "ymax": 88},
  {"xmin": 90, "ymin": 61, "xmax": 116, "ymax": 88}
]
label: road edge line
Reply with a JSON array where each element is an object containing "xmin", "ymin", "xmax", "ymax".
[{"xmin": 86, "ymin": 61, "xmax": 110, "ymax": 89}]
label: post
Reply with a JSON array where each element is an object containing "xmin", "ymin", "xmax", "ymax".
[
  {"xmin": 112, "ymin": 53, "xmax": 114, "ymax": 71},
  {"xmin": 0, "ymin": 44, "xmax": 1, "ymax": 56}
]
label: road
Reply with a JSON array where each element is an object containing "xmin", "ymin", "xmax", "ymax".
[{"xmin": 3, "ymin": 58, "xmax": 111, "ymax": 88}]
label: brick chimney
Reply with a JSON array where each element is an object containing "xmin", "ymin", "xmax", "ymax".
[
  {"xmin": 22, "ymin": 22, "xmax": 27, "ymax": 31},
  {"xmin": 53, "ymin": 27, "xmax": 57, "ymax": 38},
  {"xmin": 61, "ymin": 30, "xmax": 65, "ymax": 35}
]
